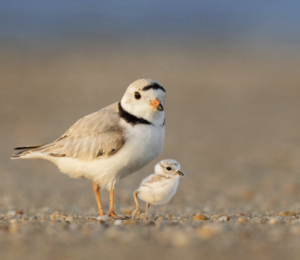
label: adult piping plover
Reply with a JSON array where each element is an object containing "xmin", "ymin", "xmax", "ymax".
[
  {"xmin": 12, "ymin": 79, "xmax": 166, "ymax": 218},
  {"xmin": 132, "ymin": 159, "xmax": 184, "ymax": 220}
]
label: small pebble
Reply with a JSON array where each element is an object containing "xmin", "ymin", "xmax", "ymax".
[
  {"xmin": 279, "ymin": 211, "xmax": 296, "ymax": 217},
  {"xmin": 193, "ymin": 214, "xmax": 208, "ymax": 221},
  {"xmin": 269, "ymin": 218, "xmax": 281, "ymax": 225},
  {"xmin": 238, "ymin": 217, "xmax": 248, "ymax": 223},
  {"xmin": 166, "ymin": 214, "xmax": 173, "ymax": 219},
  {"xmin": 8, "ymin": 211, "xmax": 16, "ymax": 216},
  {"xmin": 65, "ymin": 216, "xmax": 74, "ymax": 223},
  {"xmin": 97, "ymin": 215, "xmax": 109, "ymax": 221},
  {"xmin": 114, "ymin": 220, "xmax": 123, "ymax": 226},
  {"xmin": 218, "ymin": 216, "xmax": 230, "ymax": 222}
]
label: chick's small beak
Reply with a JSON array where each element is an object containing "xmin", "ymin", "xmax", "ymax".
[
  {"xmin": 176, "ymin": 170, "xmax": 184, "ymax": 176},
  {"xmin": 150, "ymin": 99, "xmax": 164, "ymax": 111}
]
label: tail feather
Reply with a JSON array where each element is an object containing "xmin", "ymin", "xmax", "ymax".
[
  {"xmin": 14, "ymin": 143, "xmax": 49, "ymax": 150},
  {"xmin": 11, "ymin": 150, "xmax": 30, "ymax": 159},
  {"xmin": 11, "ymin": 142, "xmax": 50, "ymax": 159}
]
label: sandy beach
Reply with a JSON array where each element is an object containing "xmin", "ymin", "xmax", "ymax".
[{"xmin": 1, "ymin": 44, "xmax": 300, "ymax": 260}]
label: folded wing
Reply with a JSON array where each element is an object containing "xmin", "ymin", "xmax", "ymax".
[{"xmin": 13, "ymin": 102, "xmax": 126, "ymax": 160}]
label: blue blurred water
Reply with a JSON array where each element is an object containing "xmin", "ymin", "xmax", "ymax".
[{"xmin": 1, "ymin": 0, "xmax": 300, "ymax": 45}]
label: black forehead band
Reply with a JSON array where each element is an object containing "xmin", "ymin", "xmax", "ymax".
[{"xmin": 142, "ymin": 83, "xmax": 166, "ymax": 92}]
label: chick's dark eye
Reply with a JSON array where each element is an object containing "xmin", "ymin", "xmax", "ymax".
[
  {"xmin": 134, "ymin": 92, "xmax": 141, "ymax": 99},
  {"xmin": 166, "ymin": 167, "xmax": 171, "ymax": 171}
]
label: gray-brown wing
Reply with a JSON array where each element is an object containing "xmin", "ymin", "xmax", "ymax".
[
  {"xmin": 141, "ymin": 175, "xmax": 170, "ymax": 188},
  {"xmin": 39, "ymin": 102, "xmax": 126, "ymax": 160}
]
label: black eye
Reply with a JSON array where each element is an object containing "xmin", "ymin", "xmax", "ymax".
[
  {"xmin": 166, "ymin": 167, "xmax": 171, "ymax": 171},
  {"xmin": 134, "ymin": 92, "xmax": 141, "ymax": 99}
]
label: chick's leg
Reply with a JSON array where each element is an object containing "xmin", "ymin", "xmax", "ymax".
[
  {"xmin": 145, "ymin": 202, "xmax": 151, "ymax": 220},
  {"xmin": 132, "ymin": 190, "xmax": 141, "ymax": 219}
]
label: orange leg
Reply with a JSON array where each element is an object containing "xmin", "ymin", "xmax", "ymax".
[
  {"xmin": 107, "ymin": 185, "xmax": 129, "ymax": 219},
  {"xmin": 93, "ymin": 181, "xmax": 105, "ymax": 216},
  {"xmin": 132, "ymin": 190, "xmax": 141, "ymax": 219},
  {"xmin": 145, "ymin": 202, "xmax": 151, "ymax": 220},
  {"xmin": 108, "ymin": 186, "xmax": 119, "ymax": 218}
]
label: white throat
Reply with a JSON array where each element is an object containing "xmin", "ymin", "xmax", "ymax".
[{"xmin": 120, "ymin": 99, "xmax": 165, "ymax": 126}]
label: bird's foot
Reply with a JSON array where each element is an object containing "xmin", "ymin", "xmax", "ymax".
[
  {"xmin": 131, "ymin": 208, "xmax": 141, "ymax": 219},
  {"xmin": 108, "ymin": 210, "xmax": 129, "ymax": 219}
]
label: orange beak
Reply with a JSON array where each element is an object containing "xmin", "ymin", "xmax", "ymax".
[{"xmin": 149, "ymin": 99, "xmax": 164, "ymax": 111}]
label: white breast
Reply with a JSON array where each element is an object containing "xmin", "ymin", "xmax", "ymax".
[
  {"xmin": 118, "ymin": 121, "xmax": 165, "ymax": 178},
  {"xmin": 138, "ymin": 176, "xmax": 179, "ymax": 205}
]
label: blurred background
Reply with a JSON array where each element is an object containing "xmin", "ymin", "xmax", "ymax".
[{"xmin": 1, "ymin": 1, "xmax": 300, "ymax": 259}]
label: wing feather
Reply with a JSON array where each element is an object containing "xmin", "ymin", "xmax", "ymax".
[
  {"xmin": 140, "ymin": 174, "xmax": 170, "ymax": 188},
  {"xmin": 38, "ymin": 102, "xmax": 126, "ymax": 160}
]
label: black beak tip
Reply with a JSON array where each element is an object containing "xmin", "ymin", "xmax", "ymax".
[
  {"xmin": 157, "ymin": 104, "xmax": 164, "ymax": 111},
  {"xmin": 178, "ymin": 171, "xmax": 184, "ymax": 176}
]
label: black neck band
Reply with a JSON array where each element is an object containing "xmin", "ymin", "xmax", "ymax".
[{"xmin": 118, "ymin": 102, "xmax": 152, "ymax": 126}]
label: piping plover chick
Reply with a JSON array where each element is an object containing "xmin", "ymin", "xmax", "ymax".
[
  {"xmin": 132, "ymin": 159, "xmax": 184, "ymax": 220},
  {"xmin": 12, "ymin": 79, "xmax": 166, "ymax": 218}
]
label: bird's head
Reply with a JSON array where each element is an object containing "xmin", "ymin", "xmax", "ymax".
[
  {"xmin": 121, "ymin": 79, "xmax": 166, "ymax": 125},
  {"xmin": 154, "ymin": 159, "xmax": 184, "ymax": 177}
]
